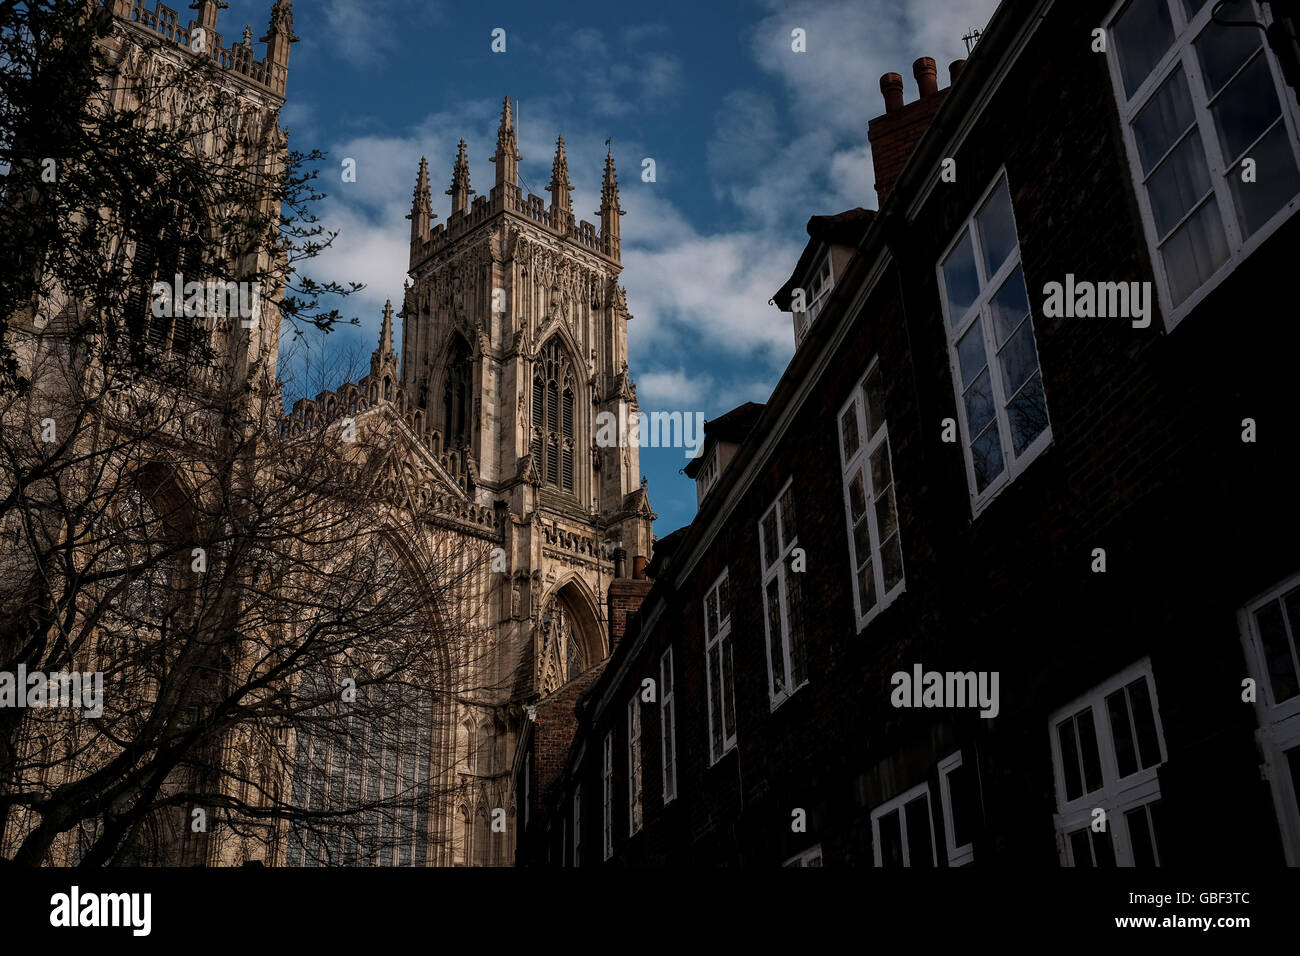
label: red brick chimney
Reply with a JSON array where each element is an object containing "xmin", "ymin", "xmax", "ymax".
[{"xmin": 867, "ymin": 55, "xmax": 957, "ymax": 207}]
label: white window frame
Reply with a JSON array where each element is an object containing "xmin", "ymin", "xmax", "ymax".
[
  {"xmin": 572, "ymin": 785, "xmax": 582, "ymax": 867},
  {"xmin": 805, "ymin": 251, "xmax": 835, "ymax": 323},
  {"xmin": 1238, "ymin": 570, "xmax": 1300, "ymax": 864},
  {"xmin": 660, "ymin": 647, "xmax": 678, "ymax": 804},
  {"xmin": 602, "ymin": 731, "xmax": 614, "ymax": 860},
  {"xmin": 838, "ymin": 358, "xmax": 906, "ymax": 630},
  {"xmin": 1047, "ymin": 657, "xmax": 1168, "ymax": 866},
  {"xmin": 937, "ymin": 750, "xmax": 975, "ymax": 867},
  {"xmin": 1104, "ymin": 0, "xmax": 1300, "ymax": 331},
  {"xmin": 871, "ymin": 782, "xmax": 937, "ymax": 867},
  {"xmin": 704, "ymin": 569, "xmax": 738, "ymax": 764},
  {"xmin": 783, "ymin": 844, "xmax": 824, "ymax": 867},
  {"xmin": 759, "ymin": 480, "xmax": 808, "ymax": 709},
  {"xmin": 627, "ymin": 695, "xmax": 644, "ymax": 837},
  {"xmin": 936, "ymin": 169, "xmax": 1052, "ymax": 518}
]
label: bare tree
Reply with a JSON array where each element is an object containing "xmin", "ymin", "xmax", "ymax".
[{"xmin": 0, "ymin": 345, "xmax": 497, "ymax": 866}]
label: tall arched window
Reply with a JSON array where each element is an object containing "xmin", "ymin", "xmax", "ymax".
[
  {"xmin": 443, "ymin": 335, "xmax": 474, "ymax": 448},
  {"xmin": 532, "ymin": 339, "xmax": 576, "ymax": 493}
]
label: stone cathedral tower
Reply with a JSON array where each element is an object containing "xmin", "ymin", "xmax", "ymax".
[{"xmin": 401, "ymin": 98, "xmax": 655, "ymax": 705}]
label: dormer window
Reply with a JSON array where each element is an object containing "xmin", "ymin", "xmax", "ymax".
[
  {"xmin": 695, "ymin": 445, "xmax": 721, "ymax": 506},
  {"xmin": 794, "ymin": 252, "xmax": 834, "ymax": 346}
]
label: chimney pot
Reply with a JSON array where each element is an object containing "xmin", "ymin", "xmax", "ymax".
[
  {"xmin": 949, "ymin": 59, "xmax": 967, "ymax": 84},
  {"xmin": 880, "ymin": 72, "xmax": 905, "ymax": 113},
  {"xmin": 632, "ymin": 555, "xmax": 648, "ymax": 580},
  {"xmin": 913, "ymin": 56, "xmax": 939, "ymax": 98},
  {"xmin": 613, "ymin": 547, "xmax": 627, "ymax": 579}
]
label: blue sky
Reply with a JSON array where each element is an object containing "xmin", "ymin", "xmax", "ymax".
[{"xmin": 219, "ymin": 0, "xmax": 1000, "ymax": 536}]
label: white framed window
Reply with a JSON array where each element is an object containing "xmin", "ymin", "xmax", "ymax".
[
  {"xmin": 627, "ymin": 695, "xmax": 643, "ymax": 836},
  {"xmin": 573, "ymin": 786, "xmax": 582, "ymax": 867},
  {"xmin": 783, "ymin": 844, "xmax": 824, "ymax": 867},
  {"xmin": 1048, "ymin": 658, "xmax": 1168, "ymax": 866},
  {"xmin": 1239, "ymin": 570, "xmax": 1300, "ymax": 864},
  {"xmin": 660, "ymin": 647, "xmax": 678, "ymax": 804},
  {"xmin": 838, "ymin": 358, "xmax": 905, "ymax": 629},
  {"xmin": 871, "ymin": 782, "xmax": 937, "ymax": 867},
  {"xmin": 1104, "ymin": 0, "xmax": 1300, "ymax": 328},
  {"xmin": 602, "ymin": 731, "xmax": 614, "ymax": 860},
  {"xmin": 760, "ymin": 482, "xmax": 807, "ymax": 708},
  {"xmin": 937, "ymin": 170, "xmax": 1051, "ymax": 516},
  {"xmin": 704, "ymin": 570, "xmax": 738, "ymax": 764},
  {"xmin": 795, "ymin": 251, "xmax": 835, "ymax": 346},
  {"xmin": 937, "ymin": 751, "xmax": 977, "ymax": 867}
]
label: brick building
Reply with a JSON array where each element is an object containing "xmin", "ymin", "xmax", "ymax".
[{"xmin": 516, "ymin": 0, "xmax": 1300, "ymax": 867}]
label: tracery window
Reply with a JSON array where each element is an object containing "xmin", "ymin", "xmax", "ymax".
[
  {"xmin": 443, "ymin": 335, "xmax": 474, "ymax": 448},
  {"xmin": 532, "ymin": 339, "xmax": 577, "ymax": 493}
]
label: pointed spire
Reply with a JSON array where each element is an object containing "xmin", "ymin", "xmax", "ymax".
[
  {"xmin": 446, "ymin": 139, "xmax": 474, "ymax": 217},
  {"xmin": 490, "ymin": 95, "xmax": 521, "ymax": 194},
  {"xmin": 370, "ymin": 300, "xmax": 399, "ymax": 380},
  {"xmin": 598, "ymin": 147, "xmax": 625, "ymax": 261},
  {"xmin": 379, "ymin": 299, "xmax": 396, "ymax": 356},
  {"xmin": 261, "ymin": 0, "xmax": 296, "ymax": 95},
  {"xmin": 547, "ymin": 135, "xmax": 573, "ymax": 232},
  {"xmin": 408, "ymin": 156, "xmax": 434, "ymax": 243}
]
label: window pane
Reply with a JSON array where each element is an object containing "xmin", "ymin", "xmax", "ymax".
[
  {"xmin": 1161, "ymin": 197, "xmax": 1229, "ymax": 304},
  {"xmin": 840, "ymin": 404, "xmax": 860, "ymax": 460},
  {"xmin": 970, "ymin": 422, "xmax": 1005, "ymax": 492},
  {"xmin": 786, "ymin": 570, "xmax": 806, "ymax": 687},
  {"xmin": 722, "ymin": 639, "xmax": 737, "ymax": 738},
  {"xmin": 1058, "ymin": 718, "xmax": 1084, "ymax": 802},
  {"xmin": 1091, "ymin": 827, "xmax": 1117, "ymax": 867},
  {"xmin": 1211, "ymin": 53, "xmax": 1282, "ymax": 164},
  {"xmin": 1255, "ymin": 600, "xmax": 1300, "ymax": 703},
  {"xmin": 976, "ymin": 180, "xmax": 1019, "ymax": 279},
  {"xmin": 706, "ymin": 590, "xmax": 718, "ymax": 640},
  {"xmin": 1127, "ymin": 805, "xmax": 1157, "ymax": 866},
  {"xmin": 957, "ymin": 323, "xmax": 987, "ymax": 389},
  {"xmin": 1107, "ymin": 689, "xmax": 1139, "ymax": 778},
  {"xmin": 766, "ymin": 579, "xmax": 785, "ymax": 694},
  {"xmin": 1077, "ymin": 708, "xmax": 1104, "ymax": 794},
  {"xmin": 864, "ymin": 365, "xmax": 887, "ymax": 438},
  {"xmin": 1114, "ymin": 0, "xmax": 1176, "ymax": 97},
  {"xmin": 848, "ymin": 470, "xmax": 867, "ymax": 523},
  {"xmin": 779, "ymin": 487, "xmax": 798, "ymax": 546},
  {"xmin": 853, "ymin": 514, "xmax": 871, "ymax": 567},
  {"xmin": 1127, "ymin": 677, "xmax": 1163, "ymax": 769},
  {"xmin": 1068, "ymin": 828, "xmax": 1093, "ymax": 866},
  {"xmin": 999, "ymin": 319, "xmax": 1040, "ymax": 399},
  {"xmin": 1182, "ymin": 0, "xmax": 1209, "ymax": 17},
  {"xmin": 857, "ymin": 560, "xmax": 877, "ymax": 614},
  {"xmin": 878, "ymin": 809, "xmax": 904, "ymax": 867},
  {"xmin": 990, "ymin": 266, "xmax": 1031, "ymax": 346},
  {"xmin": 1147, "ymin": 132, "xmax": 1213, "ymax": 238},
  {"xmin": 1228, "ymin": 120, "xmax": 1300, "ymax": 238},
  {"xmin": 869, "ymin": 443, "xmax": 892, "ymax": 495},
  {"xmin": 963, "ymin": 368, "xmax": 996, "ymax": 436},
  {"xmin": 942, "ymin": 229, "xmax": 981, "ymax": 320},
  {"xmin": 881, "ymin": 532, "xmax": 904, "ymax": 592},
  {"xmin": 1133, "ymin": 68, "xmax": 1196, "ymax": 174},
  {"xmin": 1195, "ymin": 17, "xmax": 1262, "ymax": 98},
  {"xmin": 709, "ymin": 645, "xmax": 724, "ymax": 756},
  {"xmin": 874, "ymin": 481, "xmax": 898, "ymax": 542},
  {"xmin": 904, "ymin": 796, "xmax": 934, "ymax": 867},
  {"xmin": 946, "ymin": 762, "xmax": 976, "ymax": 849},
  {"xmin": 718, "ymin": 575, "xmax": 730, "ymax": 622}
]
